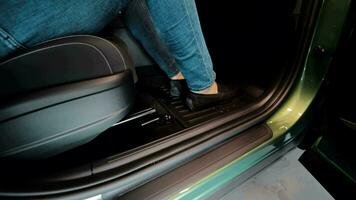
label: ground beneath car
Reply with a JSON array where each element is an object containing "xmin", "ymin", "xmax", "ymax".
[{"xmin": 221, "ymin": 148, "xmax": 334, "ymax": 200}]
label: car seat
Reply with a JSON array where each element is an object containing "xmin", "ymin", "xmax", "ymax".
[{"xmin": 0, "ymin": 35, "xmax": 135, "ymax": 159}]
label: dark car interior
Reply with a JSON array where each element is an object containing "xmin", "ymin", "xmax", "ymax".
[
  {"xmin": 300, "ymin": 7, "xmax": 356, "ymax": 197},
  {"xmin": 0, "ymin": 0, "xmax": 318, "ymax": 196}
]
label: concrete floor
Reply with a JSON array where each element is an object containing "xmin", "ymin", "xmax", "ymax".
[{"xmin": 221, "ymin": 148, "xmax": 334, "ymax": 200}]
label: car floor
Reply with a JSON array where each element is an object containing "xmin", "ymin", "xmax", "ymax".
[{"xmin": 220, "ymin": 148, "xmax": 334, "ymax": 200}]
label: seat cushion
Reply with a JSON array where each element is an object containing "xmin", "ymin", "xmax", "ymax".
[{"xmin": 0, "ymin": 35, "xmax": 133, "ymax": 98}]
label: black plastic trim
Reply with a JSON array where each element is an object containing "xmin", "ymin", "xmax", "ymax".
[{"xmin": 119, "ymin": 125, "xmax": 272, "ymax": 199}]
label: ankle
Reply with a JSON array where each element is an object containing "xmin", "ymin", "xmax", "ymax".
[
  {"xmin": 192, "ymin": 82, "xmax": 218, "ymax": 95},
  {"xmin": 171, "ymin": 72, "xmax": 185, "ymax": 80}
]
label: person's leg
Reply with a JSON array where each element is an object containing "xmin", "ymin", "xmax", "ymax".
[
  {"xmin": 124, "ymin": 0, "xmax": 216, "ymax": 92},
  {"xmin": 147, "ymin": 0, "xmax": 217, "ymax": 92},
  {"xmin": 0, "ymin": 0, "xmax": 130, "ymax": 59},
  {"xmin": 123, "ymin": 0, "xmax": 181, "ymax": 80},
  {"xmin": 124, "ymin": 0, "xmax": 236, "ymax": 110}
]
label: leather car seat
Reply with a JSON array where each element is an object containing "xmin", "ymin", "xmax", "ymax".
[{"xmin": 0, "ymin": 35, "xmax": 135, "ymax": 159}]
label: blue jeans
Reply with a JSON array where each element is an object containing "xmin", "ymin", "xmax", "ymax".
[{"xmin": 0, "ymin": 0, "xmax": 215, "ymax": 91}]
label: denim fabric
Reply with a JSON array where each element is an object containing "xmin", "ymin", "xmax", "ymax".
[
  {"xmin": 0, "ymin": 0, "xmax": 129, "ymax": 56},
  {"xmin": 124, "ymin": 0, "xmax": 180, "ymax": 78},
  {"xmin": 0, "ymin": 0, "xmax": 215, "ymax": 91},
  {"xmin": 146, "ymin": 0, "xmax": 215, "ymax": 91}
]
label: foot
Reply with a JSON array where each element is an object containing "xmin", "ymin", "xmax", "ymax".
[
  {"xmin": 191, "ymin": 82, "xmax": 218, "ymax": 95},
  {"xmin": 171, "ymin": 72, "xmax": 185, "ymax": 80},
  {"xmin": 170, "ymin": 72, "xmax": 187, "ymax": 97},
  {"xmin": 186, "ymin": 83, "xmax": 237, "ymax": 110},
  {"xmin": 170, "ymin": 79, "xmax": 188, "ymax": 97}
]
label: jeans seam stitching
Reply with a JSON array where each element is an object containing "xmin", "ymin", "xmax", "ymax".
[
  {"xmin": 137, "ymin": 0, "xmax": 178, "ymax": 76},
  {"xmin": 182, "ymin": 0, "xmax": 213, "ymax": 90},
  {"xmin": 0, "ymin": 28, "xmax": 26, "ymax": 50}
]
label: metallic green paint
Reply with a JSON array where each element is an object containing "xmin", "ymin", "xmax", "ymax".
[
  {"xmin": 169, "ymin": 0, "xmax": 351, "ymax": 199},
  {"xmin": 340, "ymin": 118, "xmax": 356, "ymax": 131}
]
